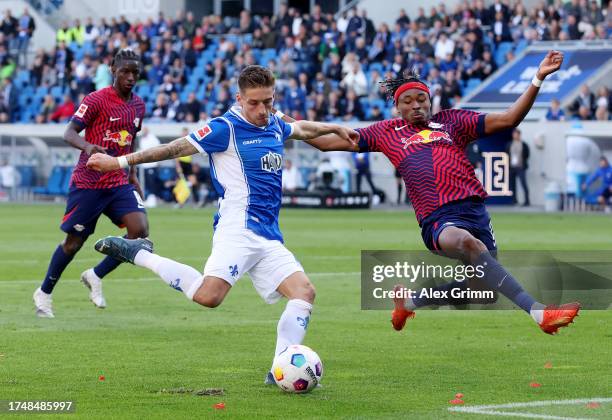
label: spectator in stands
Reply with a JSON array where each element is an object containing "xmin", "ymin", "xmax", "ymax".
[
  {"xmin": 150, "ymin": 92, "xmax": 169, "ymax": 122},
  {"xmin": 1, "ymin": 10, "xmax": 17, "ymax": 47},
  {"xmin": 325, "ymin": 52, "xmax": 342, "ymax": 82},
  {"xmin": 492, "ymin": 11, "xmax": 512, "ymax": 45},
  {"xmin": 545, "ymin": 98, "xmax": 566, "ymax": 121},
  {"xmin": 16, "ymin": 8, "xmax": 35, "ymax": 67},
  {"xmin": 83, "ymin": 17, "xmax": 99, "ymax": 43},
  {"xmin": 480, "ymin": 50, "xmax": 498, "ymax": 80},
  {"xmin": 369, "ymin": 105, "xmax": 384, "ymax": 121},
  {"xmin": 166, "ymin": 91, "xmax": 181, "ymax": 121},
  {"xmin": 570, "ymin": 84, "xmax": 595, "ymax": 118},
  {"xmin": 147, "ymin": 55, "xmax": 167, "ymax": 85},
  {"xmin": 325, "ymin": 91, "xmax": 342, "ymax": 121},
  {"xmin": 137, "ymin": 126, "xmax": 162, "ymax": 207},
  {"xmin": 582, "ymin": 156, "xmax": 612, "ymax": 212},
  {"xmin": 434, "ymin": 31, "xmax": 454, "ymax": 60},
  {"xmin": 36, "ymin": 94, "xmax": 55, "ymax": 123},
  {"xmin": 0, "ymin": 77, "xmax": 17, "ymax": 122},
  {"xmin": 282, "ymin": 158, "xmax": 302, "ymax": 192},
  {"xmin": 340, "ymin": 62, "xmax": 367, "ymax": 97},
  {"xmin": 507, "ymin": 128, "xmax": 530, "ymax": 206},
  {"xmin": 595, "ymin": 105, "xmax": 611, "ymax": 121},
  {"xmin": 0, "ymin": 157, "xmax": 18, "ymax": 200},
  {"xmin": 595, "ymin": 86, "xmax": 610, "ymax": 113},
  {"xmin": 49, "ymin": 93, "xmax": 74, "ymax": 123},
  {"xmin": 179, "ymin": 92, "xmax": 201, "ymax": 123},
  {"xmin": 93, "ymin": 55, "xmax": 112, "ymax": 90},
  {"xmin": 342, "ymin": 89, "xmax": 365, "ymax": 121},
  {"xmin": 353, "ymin": 152, "xmax": 381, "ymax": 196},
  {"xmin": 441, "ymin": 70, "xmax": 462, "ymax": 109}
]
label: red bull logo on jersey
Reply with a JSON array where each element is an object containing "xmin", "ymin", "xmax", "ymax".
[
  {"xmin": 401, "ymin": 129, "xmax": 452, "ymax": 148},
  {"xmin": 103, "ymin": 129, "xmax": 133, "ymax": 147}
]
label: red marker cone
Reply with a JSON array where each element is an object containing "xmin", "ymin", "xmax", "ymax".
[
  {"xmin": 213, "ymin": 402, "xmax": 225, "ymax": 410},
  {"xmin": 529, "ymin": 382, "xmax": 541, "ymax": 388},
  {"xmin": 449, "ymin": 399, "xmax": 464, "ymax": 405},
  {"xmin": 544, "ymin": 362, "xmax": 553, "ymax": 369},
  {"xmin": 586, "ymin": 402, "xmax": 600, "ymax": 409},
  {"xmin": 455, "ymin": 393, "xmax": 464, "ymax": 399},
  {"xmin": 98, "ymin": 375, "xmax": 105, "ymax": 381}
]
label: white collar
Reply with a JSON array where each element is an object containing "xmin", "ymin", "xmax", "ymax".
[{"xmin": 230, "ymin": 105, "xmax": 270, "ymax": 129}]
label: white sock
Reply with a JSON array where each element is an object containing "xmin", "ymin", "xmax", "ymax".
[
  {"xmin": 529, "ymin": 302, "xmax": 546, "ymax": 324},
  {"xmin": 274, "ymin": 299, "xmax": 313, "ymax": 357},
  {"xmin": 404, "ymin": 296, "xmax": 416, "ymax": 310},
  {"xmin": 134, "ymin": 249, "xmax": 203, "ymax": 300}
]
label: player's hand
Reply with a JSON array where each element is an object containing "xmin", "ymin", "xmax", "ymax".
[
  {"xmin": 333, "ymin": 126, "xmax": 359, "ymax": 148},
  {"xmin": 84, "ymin": 144, "xmax": 107, "ymax": 156},
  {"xmin": 537, "ymin": 50, "xmax": 563, "ymax": 79},
  {"xmin": 86, "ymin": 153, "xmax": 120, "ymax": 172}
]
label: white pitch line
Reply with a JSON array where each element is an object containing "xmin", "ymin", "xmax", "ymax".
[
  {"xmin": 0, "ymin": 272, "xmax": 361, "ymax": 285},
  {"xmin": 0, "ymin": 255, "xmax": 358, "ymax": 264},
  {"xmin": 449, "ymin": 397, "xmax": 612, "ymax": 420}
]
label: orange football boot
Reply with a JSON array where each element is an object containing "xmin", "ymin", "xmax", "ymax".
[
  {"xmin": 391, "ymin": 284, "xmax": 415, "ymax": 331},
  {"xmin": 538, "ymin": 302, "xmax": 580, "ymax": 335}
]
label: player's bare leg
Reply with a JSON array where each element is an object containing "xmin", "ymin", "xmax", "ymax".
[
  {"xmin": 34, "ymin": 233, "xmax": 87, "ymax": 318},
  {"xmin": 191, "ymin": 277, "xmax": 232, "ymax": 308},
  {"xmin": 437, "ymin": 226, "xmax": 579, "ymax": 334},
  {"xmin": 265, "ymin": 272, "xmax": 315, "ymax": 384},
  {"xmin": 82, "ymin": 212, "xmax": 149, "ymax": 309}
]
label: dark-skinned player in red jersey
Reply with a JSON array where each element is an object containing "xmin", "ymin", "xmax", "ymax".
[
  {"xmin": 33, "ymin": 49, "xmax": 150, "ymax": 318},
  {"xmin": 278, "ymin": 50, "xmax": 579, "ymax": 335}
]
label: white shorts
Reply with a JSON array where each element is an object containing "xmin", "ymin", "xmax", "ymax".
[{"xmin": 203, "ymin": 228, "xmax": 304, "ymax": 304}]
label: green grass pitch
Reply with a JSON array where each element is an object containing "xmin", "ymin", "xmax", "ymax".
[{"xmin": 0, "ymin": 204, "xmax": 610, "ymax": 419}]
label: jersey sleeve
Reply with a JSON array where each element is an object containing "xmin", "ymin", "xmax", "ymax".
[
  {"xmin": 70, "ymin": 93, "xmax": 100, "ymax": 129},
  {"xmin": 275, "ymin": 114, "xmax": 294, "ymax": 141},
  {"xmin": 187, "ymin": 118, "xmax": 230, "ymax": 154},
  {"xmin": 439, "ymin": 109, "xmax": 486, "ymax": 149},
  {"xmin": 355, "ymin": 120, "xmax": 387, "ymax": 153}
]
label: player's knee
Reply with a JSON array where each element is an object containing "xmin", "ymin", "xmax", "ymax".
[
  {"xmin": 294, "ymin": 281, "xmax": 316, "ymax": 303},
  {"xmin": 62, "ymin": 237, "xmax": 85, "ymax": 255},
  {"xmin": 126, "ymin": 225, "xmax": 149, "ymax": 239},
  {"xmin": 458, "ymin": 234, "xmax": 486, "ymax": 258},
  {"xmin": 197, "ymin": 293, "xmax": 224, "ymax": 308}
]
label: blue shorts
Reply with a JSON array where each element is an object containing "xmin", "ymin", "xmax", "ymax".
[
  {"xmin": 60, "ymin": 184, "xmax": 146, "ymax": 236},
  {"xmin": 420, "ymin": 198, "xmax": 497, "ymax": 253}
]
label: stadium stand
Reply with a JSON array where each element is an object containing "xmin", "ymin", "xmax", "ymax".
[{"xmin": 0, "ymin": 0, "xmax": 609, "ymax": 125}]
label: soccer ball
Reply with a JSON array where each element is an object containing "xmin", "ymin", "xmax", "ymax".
[{"xmin": 271, "ymin": 345, "xmax": 323, "ymax": 393}]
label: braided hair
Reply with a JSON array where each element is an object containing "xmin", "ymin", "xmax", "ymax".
[
  {"xmin": 111, "ymin": 48, "xmax": 141, "ymax": 67},
  {"xmin": 380, "ymin": 68, "xmax": 428, "ymax": 102}
]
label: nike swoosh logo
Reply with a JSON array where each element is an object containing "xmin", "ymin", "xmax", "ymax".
[
  {"xmin": 497, "ymin": 275, "xmax": 507, "ymax": 288},
  {"xmin": 110, "ymin": 117, "xmax": 121, "ymax": 121},
  {"xmin": 394, "ymin": 125, "xmax": 407, "ymax": 131}
]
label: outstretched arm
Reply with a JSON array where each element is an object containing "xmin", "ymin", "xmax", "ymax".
[
  {"xmin": 87, "ymin": 137, "xmax": 198, "ymax": 173},
  {"xmin": 483, "ymin": 50, "xmax": 564, "ymax": 135},
  {"xmin": 276, "ymin": 111, "xmax": 359, "ymax": 152}
]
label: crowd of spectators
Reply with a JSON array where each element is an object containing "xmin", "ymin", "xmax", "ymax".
[{"xmin": 0, "ymin": 0, "xmax": 611, "ymax": 124}]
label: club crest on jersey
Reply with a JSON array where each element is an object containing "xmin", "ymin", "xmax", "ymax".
[
  {"xmin": 103, "ymin": 129, "xmax": 133, "ymax": 147},
  {"xmin": 194, "ymin": 125, "xmax": 212, "ymax": 140},
  {"xmin": 75, "ymin": 104, "xmax": 88, "ymax": 118},
  {"xmin": 261, "ymin": 151, "xmax": 282, "ymax": 173},
  {"xmin": 428, "ymin": 122, "xmax": 444, "ymax": 129},
  {"xmin": 133, "ymin": 117, "xmax": 140, "ymax": 127},
  {"xmin": 401, "ymin": 129, "xmax": 452, "ymax": 148}
]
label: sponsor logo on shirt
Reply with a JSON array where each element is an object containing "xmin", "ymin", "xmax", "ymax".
[
  {"xmin": 401, "ymin": 130, "xmax": 452, "ymax": 148},
  {"xmin": 244, "ymin": 139, "xmax": 262, "ymax": 145},
  {"xmin": 261, "ymin": 151, "xmax": 282, "ymax": 173},
  {"xmin": 193, "ymin": 125, "xmax": 212, "ymax": 140},
  {"xmin": 75, "ymin": 104, "xmax": 88, "ymax": 118},
  {"xmin": 103, "ymin": 129, "xmax": 133, "ymax": 147}
]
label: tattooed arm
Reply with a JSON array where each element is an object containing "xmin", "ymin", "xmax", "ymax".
[{"xmin": 86, "ymin": 137, "xmax": 198, "ymax": 173}]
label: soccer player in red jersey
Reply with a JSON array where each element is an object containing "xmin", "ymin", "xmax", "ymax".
[
  {"xmin": 281, "ymin": 50, "xmax": 579, "ymax": 335},
  {"xmin": 33, "ymin": 49, "xmax": 149, "ymax": 317}
]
